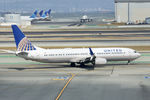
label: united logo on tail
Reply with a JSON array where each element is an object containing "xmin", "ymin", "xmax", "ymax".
[
  {"xmin": 12, "ymin": 25, "xmax": 36, "ymax": 51},
  {"xmin": 17, "ymin": 37, "xmax": 36, "ymax": 51}
]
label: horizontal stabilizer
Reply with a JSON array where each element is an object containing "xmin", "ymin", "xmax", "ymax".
[{"xmin": 0, "ymin": 49, "xmax": 16, "ymax": 54}]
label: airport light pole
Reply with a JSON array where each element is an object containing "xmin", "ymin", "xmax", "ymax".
[{"xmin": 128, "ymin": 1, "xmax": 131, "ymax": 23}]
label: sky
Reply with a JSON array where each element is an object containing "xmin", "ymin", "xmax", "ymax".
[{"xmin": 0, "ymin": 0, "xmax": 114, "ymax": 12}]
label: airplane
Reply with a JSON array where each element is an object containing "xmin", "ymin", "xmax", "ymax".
[
  {"xmin": 29, "ymin": 9, "xmax": 51, "ymax": 21},
  {"xmin": 21, "ymin": 10, "xmax": 39, "ymax": 21},
  {"xmin": 5, "ymin": 25, "xmax": 141, "ymax": 67},
  {"xmin": 41, "ymin": 9, "xmax": 51, "ymax": 19},
  {"xmin": 41, "ymin": 11, "xmax": 48, "ymax": 18},
  {"xmin": 39, "ymin": 10, "xmax": 44, "ymax": 17},
  {"xmin": 47, "ymin": 9, "xmax": 51, "ymax": 16},
  {"xmin": 30, "ymin": 10, "xmax": 38, "ymax": 18},
  {"xmin": 29, "ymin": 10, "xmax": 45, "ymax": 20}
]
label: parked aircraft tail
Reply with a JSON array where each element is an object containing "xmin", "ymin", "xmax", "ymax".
[
  {"xmin": 39, "ymin": 10, "xmax": 43, "ymax": 17},
  {"xmin": 30, "ymin": 10, "xmax": 38, "ymax": 18},
  {"xmin": 11, "ymin": 25, "xmax": 36, "ymax": 51},
  {"xmin": 48, "ymin": 9, "xmax": 51, "ymax": 15},
  {"xmin": 41, "ymin": 11, "xmax": 48, "ymax": 18}
]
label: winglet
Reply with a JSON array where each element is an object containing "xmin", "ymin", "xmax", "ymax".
[{"xmin": 89, "ymin": 48, "xmax": 94, "ymax": 56}]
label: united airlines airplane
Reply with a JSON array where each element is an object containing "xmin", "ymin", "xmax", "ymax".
[
  {"xmin": 30, "ymin": 10, "xmax": 38, "ymax": 18},
  {"xmin": 8, "ymin": 25, "xmax": 141, "ymax": 67}
]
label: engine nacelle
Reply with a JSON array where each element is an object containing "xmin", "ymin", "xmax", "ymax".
[{"xmin": 95, "ymin": 58, "xmax": 107, "ymax": 64}]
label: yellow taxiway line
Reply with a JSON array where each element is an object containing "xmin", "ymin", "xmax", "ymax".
[
  {"xmin": 55, "ymin": 73, "xmax": 75, "ymax": 100},
  {"xmin": 52, "ymin": 79, "xmax": 65, "ymax": 81}
]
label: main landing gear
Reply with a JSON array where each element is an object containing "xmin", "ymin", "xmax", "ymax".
[
  {"xmin": 80, "ymin": 63, "xmax": 85, "ymax": 67},
  {"xmin": 70, "ymin": 62, "xmax": 95, "ymax": 68},
  {"xmin": 70, "ymin": 62, "xmax": 76, "ymax": 67},
  {"xmin": 70, "ymin": 62, "xmax": 85, "ymax": 67},
  {"xmin": 91, "ymin": 60, "xmax": 95, "ymax": 67}
]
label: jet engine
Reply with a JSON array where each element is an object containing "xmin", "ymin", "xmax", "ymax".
[{"xmin": 95, "ymin": 58, "xmax": 107, "ymax": 64}]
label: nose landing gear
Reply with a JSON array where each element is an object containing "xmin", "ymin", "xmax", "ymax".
[{"xmin": 127, "ymin": 60, "xmax": 131, "ymax": 65}]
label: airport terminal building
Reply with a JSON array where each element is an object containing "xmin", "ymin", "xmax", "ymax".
[{"xmin": 115, "ymin": 0, "xmax": 150, "ymax": 23}]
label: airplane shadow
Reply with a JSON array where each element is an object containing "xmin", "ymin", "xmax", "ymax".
[
  {"xmin": 7, "ymin": 66, "xmax": 69, "ymax": 71},
  {"xmin": 7, "ymin": 64, "xmax": 95, "ymax": 71},
  {"xmin": 7, "ymin": 63, "xmax": 138, "ymax": 71}
]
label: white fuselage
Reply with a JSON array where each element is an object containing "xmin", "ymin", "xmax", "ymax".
[{"xmin": 18, "ymin": 48, "xmax": 141, "ymax": 64}]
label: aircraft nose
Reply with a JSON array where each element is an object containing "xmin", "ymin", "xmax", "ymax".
[{"xmin": 136, "ymin": 53, "xmax": 141, "ymax": 58}]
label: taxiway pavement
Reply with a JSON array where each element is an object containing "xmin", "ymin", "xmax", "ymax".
[{"xmin": 0, "ymin": 53, "xmax": 150, "ymax": 100}]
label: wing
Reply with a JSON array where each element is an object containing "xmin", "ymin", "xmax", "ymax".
[
  {"xmin": 70, "ymin": 57, "xmax": 89, "ymax": 63},
  {"xmin": 70, "ymin": 48, "xmax": 107, "ymax": 65},
  {"xmin": 70, "ymin": 56, "xmax": 107, "ymax": 65}
]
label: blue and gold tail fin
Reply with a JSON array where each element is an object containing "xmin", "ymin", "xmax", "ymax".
[
  {"xmin": 39, "ymin": 10, "xmax": 43, "ymax": 17},
  {"xmin": 48, "ymin": 9, "xmax": 51, "ymax": 15},
  {"xmin": 11, "ymin": 25, "xmax": 36, "ymax": 51},
  {"xmin": 41, "ymin": 11, "xmax": 47, "ymax": 18},
  {"xmin": 30, "ymin": 10, "xmax": 38, "ymax": 18}
]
